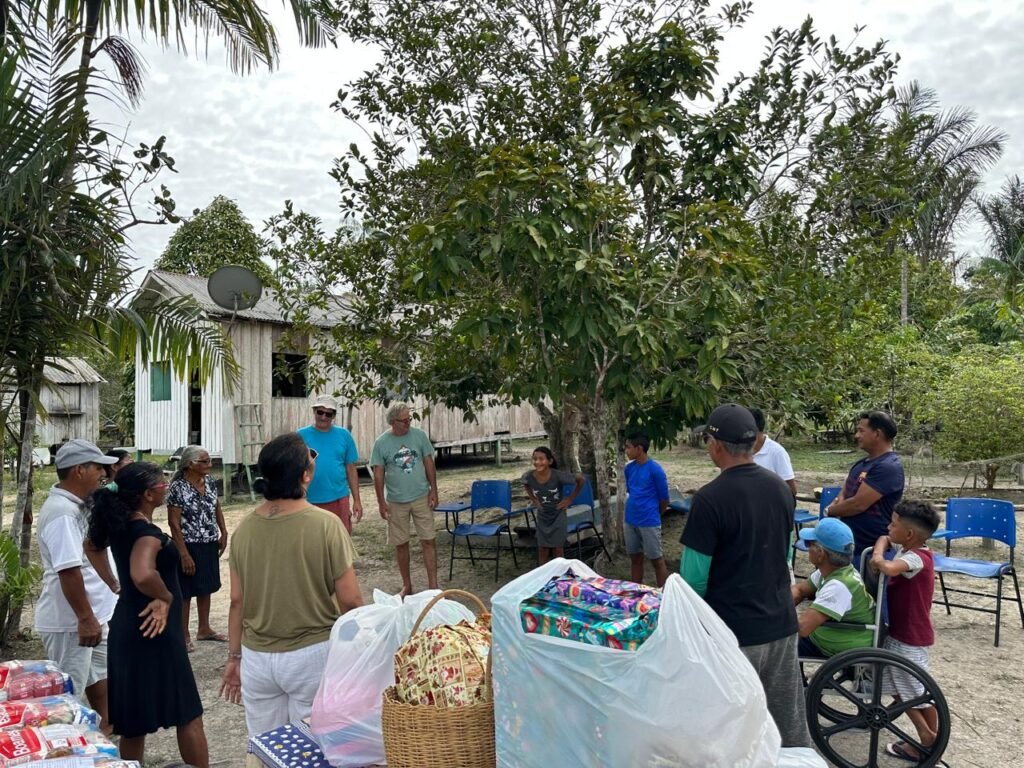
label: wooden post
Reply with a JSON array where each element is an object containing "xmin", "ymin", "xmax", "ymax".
[{"xmin": 496, "ymin": 439, "xmax": 502, "ymax": 467}]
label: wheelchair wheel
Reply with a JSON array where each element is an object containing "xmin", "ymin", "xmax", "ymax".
[{"xmin": 805, "ymin": 648, "xmax": 950, "ymax": 768}]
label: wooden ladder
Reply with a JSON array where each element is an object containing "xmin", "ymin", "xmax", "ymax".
[{"xmin": 233, "ymin": 403, "xmax": 265, "ymax": 502}]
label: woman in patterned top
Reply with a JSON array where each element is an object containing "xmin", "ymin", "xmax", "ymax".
[{"xmin": 168, "ymin": 445, "xmax": 228, "ymax": 651}]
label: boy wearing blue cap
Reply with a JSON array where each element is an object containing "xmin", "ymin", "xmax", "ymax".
[{"xmin": 791, "ymin": 517, "xmax": 875, "ymax": 657}]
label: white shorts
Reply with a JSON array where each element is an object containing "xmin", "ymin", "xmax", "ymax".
[
  {"xmin": 882, "ymin": 636, "xmax": 931, "ymax": 708},
  {"xmin": 241, "ymin": 640, "xmax": 329, "ymax": 736},
  {"xmin": 39, "ymin": 626, "xmax": 109, "ymax": 699}
]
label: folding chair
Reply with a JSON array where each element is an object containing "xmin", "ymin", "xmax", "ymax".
[
  {"xmin": 792, "ymin": 485, "xmax": 842, "ymax": 571},
  {"xmin": 564, "ymin": 479, "xmax": 611, "ymax": 562},
  {"xmin": 448, "ymin": 480, "xmax": 525, "ymax": 581},
  {"xmin": 933, "ymin": 497, "xmax": 1024, "ymax": 647}
]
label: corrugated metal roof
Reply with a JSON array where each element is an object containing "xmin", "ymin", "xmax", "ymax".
[
  {"xmin": 142, "ymin": 270, "xmax": 351, "ymax": 327},
  {"xmin": 44, "ymin": 357, "xmax": 105, "ymax": 384}
]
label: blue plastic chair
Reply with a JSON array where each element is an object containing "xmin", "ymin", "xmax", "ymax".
[
  {"xmin": 792, "ymin": 486, "xmax": 842, "ymax": 570},
  {"xmin": 564, "ymin": 479, "xmax": 611, "ymax": 562},
  {"xmin": 933, "ymin": 497, "xmax": 1023, "ymax": 647},
  {"xmin": 448, "ymin": 480, "xmax": 524, "ymax": 581}
]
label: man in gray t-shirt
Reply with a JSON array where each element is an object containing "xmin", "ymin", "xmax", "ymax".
[{"xmin": 370, "ymin": 402, "xmax": 439, "ymax": 595}]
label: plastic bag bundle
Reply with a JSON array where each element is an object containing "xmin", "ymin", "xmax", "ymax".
[
  {"xmin": 392, "ymin": 618, "xmax": 491, "ymax": 707},
  {"xmin": 777, "ymin": 748, "xmax": 827, "ymax": 767},
  {"xmin": 0, "ymin": 724, "xmax": 118, "ymax": 766},
  {"xmin": 0, "ymin": 696, "xmax": 100, "ymax": 731},
  {"xmin": 310, "ymin": 589, "xmax": 476, "ymax": 768},
  {"xmin": 492, "ymin": 559, "xmax": 782, "ymax": 768},
  {"xmin": 0, "ymin": 663, "xmax": 72, "ymax": 703}
]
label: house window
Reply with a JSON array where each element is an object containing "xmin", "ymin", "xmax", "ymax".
[
  {"xmin": 272, "ymin": 353, "xmax": 308, "ymax": 398},
  {"xmin": 151, "ymin": 362, "xmax": 172, "ymax": 402},
  {"xmin": 51, "ymin": 384, "xmax": 82, "ymax": 413}
]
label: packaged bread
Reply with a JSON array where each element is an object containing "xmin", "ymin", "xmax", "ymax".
[
  {"xmin": 0, "ymin": 696, "xmax": 100, "ymax": 731},
  {"xmin": 0, "ymin": 724, "xmax": 117, "ymax": 766},
  {"xmin": 0, "ymin": 664, "xmax": 72, "ymax": 704}
]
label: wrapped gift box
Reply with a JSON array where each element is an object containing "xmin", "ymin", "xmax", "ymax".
[
  {"xmin": 247, "ymin": 721, "xmax": 329, "ymax": 768},
  {"xmin": 539, "ymin": 571, "xmax": 660, "ymax": 616},
  {"xmin": 519, "ymin": 593, "xmax": 658, "ymax": 650}
]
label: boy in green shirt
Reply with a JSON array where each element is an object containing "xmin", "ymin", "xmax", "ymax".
[{"xmin": 791, "ymin": 518, "xmax": 876, "ymax": 657}]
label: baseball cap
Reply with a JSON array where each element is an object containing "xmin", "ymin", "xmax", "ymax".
[
  {"xmin": 311, "ymin": 395, "xmax": 338, "ymax": 412},
  {"xmin": 698, "ymin": 403, "xmax": 758, "ymax": 444},
  {"xmin": 799, "ymin": 518, "xmax": 855, "ymax": 554},
  {"xmin": 55, "ymin": 439, "xmax": 119, "ymax": 470}
]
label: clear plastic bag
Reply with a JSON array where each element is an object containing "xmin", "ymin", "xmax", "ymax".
[
  {"xmin": 776, "ymin": 748, "xmax": 827, "ymax": 767},
  {"xmin": 310, "ymin": 589, "xmax": 476, "ymax": 767},
  {"xmin": 491, "ymin": 558, "xmax": 782, "ymax": 768}
]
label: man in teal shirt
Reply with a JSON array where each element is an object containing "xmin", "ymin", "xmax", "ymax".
[{"xmin": 370, "ymin": 402, "xmax": 440, "ymax": 595}]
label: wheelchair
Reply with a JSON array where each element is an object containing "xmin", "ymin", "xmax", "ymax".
[{"xmin": 799, "ymin": 550, "xmax": 951, "ymax": 768}]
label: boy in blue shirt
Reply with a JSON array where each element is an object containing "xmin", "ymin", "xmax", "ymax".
[{"xmin": 624, "ymin": 432, "xmax": 670, "ymax": 587}]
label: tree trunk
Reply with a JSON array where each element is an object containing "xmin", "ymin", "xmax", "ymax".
[
  {"xmin": 583, "ymin": 395, "xmax": 623, "ymax": 555},
  {"xmin": 614, "ymin": 402, "xmax": 627, "ymax": 544},
  {"xmin": 5, "ymin": 381, "xmax": 39, "ymax": 644},
  {"xmin": 536, "ymin": 400, "xmax": 579, "ymax": 471},
  {"xmin": 578, "ymin": 405, "xmax": 597, "ymax": 485},
  {"xmin": 900, "ymin": 254, "xmax": 909, "ymax": 325}
]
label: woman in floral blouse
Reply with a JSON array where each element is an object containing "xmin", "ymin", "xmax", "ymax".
[{"xmin": 168, "ymin": 445, "xmax": 228, "ymax": 651}]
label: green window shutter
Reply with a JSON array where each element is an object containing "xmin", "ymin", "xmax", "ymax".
[{"xmin": 151, "ymin": 362, "xmax": 172, "ymax": 402}]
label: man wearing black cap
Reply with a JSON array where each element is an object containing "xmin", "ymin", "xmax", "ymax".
[{"xmin": 680, "ymin": 404, "xmax": 810, "ymax": 747}]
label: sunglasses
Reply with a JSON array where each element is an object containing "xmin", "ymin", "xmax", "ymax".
[
  {"xmin": 702, "ymin": 433, "xmax": 712, "ymax": 444},
  {"xmin": 309, "ymin": 448, "xmax": 319, "ymax": 460},
  {"xmin": 315, "ymin": 409, "xmax": 336, "ymax": 418}
]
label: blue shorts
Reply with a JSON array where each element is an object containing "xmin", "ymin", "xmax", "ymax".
[{"xmin": 624, "ymin": 524, "xmax": 663, "ymax": 559}]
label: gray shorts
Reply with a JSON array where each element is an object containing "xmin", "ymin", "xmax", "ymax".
[
  {"xmin": 40, "ymin": 626, "xmax": 109, "ymax": 698},
  {"xmin": 624, "ymin": 524, "xmax": 663, "ymax": 559}
]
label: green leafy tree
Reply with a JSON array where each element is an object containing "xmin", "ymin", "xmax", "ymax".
[
  {"xmin": 157, "ymin": 195, "xmax": 274, "ymax": 283},
  {"xmin": 920, "ymin": 346, "xmax": 1024, "ymax": 488}
]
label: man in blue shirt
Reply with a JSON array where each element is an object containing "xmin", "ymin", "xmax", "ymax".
[
  {"xmin": 298, "ymin": 396, "xmax": 363, "ymax": 533},
  {"xmin": 825, "ymin": 410, "xmax": 905, "ymax": 556},
  {"xmin": 623, "ymin": 432, "xmax": 670, "ymax": 587}
]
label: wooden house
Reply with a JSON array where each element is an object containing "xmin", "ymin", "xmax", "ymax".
[
  {"xmin": 132, "ymin": 270, "xmax": 544, "ymax": 463},
  {"xmin": 39, "ymin": 357, "xmax": 105, "ymax": 446}
]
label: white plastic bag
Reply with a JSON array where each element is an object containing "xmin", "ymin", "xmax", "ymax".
[
  {"xmin": 310, "ymin": 589, "xmax": 476, "ymax": 767},
  {"xmin": 491, "ymin": 558, "xmax": 782, "ymax": 768},
  {"xmin": 776, "ymin": 748, "xmax": 827, "ymax": 767}
]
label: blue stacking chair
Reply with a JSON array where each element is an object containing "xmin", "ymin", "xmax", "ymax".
[
  {"xmin": 792, "ymin": 485, "xmax": 842, "ymax": 570},
  {"xmin": 564, "ymin": 479, "xmax": 611, "ymax": 562},
  {"xmin": 933, "ymin": 497, "xmax": 1023, "ymax": 647},
  {"xmin": 448, "ymin": 480, "xmax": 524, "ymax": 581}
]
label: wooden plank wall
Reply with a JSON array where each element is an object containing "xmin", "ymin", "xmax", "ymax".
[
  {"xmin": 36, "ymin": 383, "xmax": 101, "ymax": 445},
  {"xmin": 134, "ymin": 351, "xmax": 189, "ymax": 453}
]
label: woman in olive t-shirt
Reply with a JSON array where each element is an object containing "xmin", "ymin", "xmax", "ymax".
[{"xmin": 219, "ymin": 433, "xmax": 364, "ymax": 736}]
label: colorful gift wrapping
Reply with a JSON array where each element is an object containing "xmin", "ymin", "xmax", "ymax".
[
  {"xmin": 540, "ymin": 572, "xmax": 661, "ymax": 616},
  {"xmin": 246, "ymin": 722, "xmax": 329, "ymax": 768},
  {"xmin": 519, "ymin": 571, "xmax": 661, "ymax": 651},
  {"xmin": 392, "ymin": 620, "xmax": 491, "ymax": 707}
]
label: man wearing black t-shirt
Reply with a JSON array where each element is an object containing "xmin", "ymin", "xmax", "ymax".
[{"xmin": 680, "ymin": 404, "xmax": 810, "ymax": 748}]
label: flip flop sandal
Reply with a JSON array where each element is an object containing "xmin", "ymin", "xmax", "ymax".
[
  {"xmin": 886, "ymin": 741, "xmax": 949, "ymax": 767},
  {"xmin": 197, "ymin": 632, "xmax": 228, "ymax": 642}
]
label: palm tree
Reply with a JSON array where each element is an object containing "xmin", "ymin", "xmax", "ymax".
[
  {"xmin": 976, "ymin": 175, "xmax": 1024, "ymax": 311},
  {"xmin": 1, "ymin": 7, "xmax": 244, "ymax": 642},
  {"xmin": 890, "ymin": 83, "xmax": 1005, "ymax": 322}
]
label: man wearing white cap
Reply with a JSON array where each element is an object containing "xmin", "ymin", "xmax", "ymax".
[
  {"xmin": 298, "ymin": 395, "xmax": 363, "ymax": 533},
  {"xmin": 35, "ymin": 439, "xmax": 119, "ymax": 733}
]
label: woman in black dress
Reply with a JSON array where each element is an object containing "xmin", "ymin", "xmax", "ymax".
[{"xmin": 85, "ymin": 462, "xmax": 209, "ymax": 766}]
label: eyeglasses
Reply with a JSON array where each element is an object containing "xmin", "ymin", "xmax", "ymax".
[
  {"xmin": 315, "ymin": 409, "xmax": 336, "ymax": 418},
  {"xmin": 309, "ymin": 448, "xmax": 319, "ymax": 460},
  {"xmin": 150, "ymin": 482, "xmax": 169, "ymax": 490},
  {"xmin": 195, "ymin": 458, "xmax": 213, "ymax": 464},
  {"xmin": 702, "ymin": 433, "xmax": 712, "ymax": 444},
  {"xmin": 395, "ymin": 418, "xmax": 412, "ymax": 425}
]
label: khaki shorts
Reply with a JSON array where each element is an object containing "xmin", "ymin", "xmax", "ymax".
[
  {"xmin": 40, "ymin": 626, "xmax": 109, "ymax": 698},
  {"xmin": 386, "ymin": 495, "xmax": 435, "ymax": 545}
]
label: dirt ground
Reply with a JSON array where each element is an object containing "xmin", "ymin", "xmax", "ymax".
[{"xmin": 10, "ymin": 441, "xmax": 1024, "ymax": 767}]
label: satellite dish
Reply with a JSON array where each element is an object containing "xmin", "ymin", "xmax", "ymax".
[{"xmin": 207, "ymin": 265, "xmax": 263, "ymax": 314}]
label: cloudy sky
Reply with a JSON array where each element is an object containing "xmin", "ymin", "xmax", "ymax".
[{"xmin": 91, "ymin": 0, "xmax": 1024, "ymax": 277}]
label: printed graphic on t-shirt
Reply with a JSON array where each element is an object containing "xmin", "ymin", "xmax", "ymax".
[{"xmin": 392, "ymin": 445, "xmax": 419, "ymax": 473}]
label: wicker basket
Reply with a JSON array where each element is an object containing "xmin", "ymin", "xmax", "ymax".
[{"xmin": 381, "ymin": 589, "xmax": 496, "ymax": 768}]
